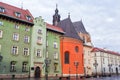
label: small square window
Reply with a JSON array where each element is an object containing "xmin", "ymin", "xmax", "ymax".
[
  {"xmin": 0, "ymin": 21, "xmax": 3, "ymax": 26},
  {"xmin": 26, "ymin": 16, "xmax": 31, "ymax": 21},
  {"xmin": 14, "ymin": 24, "xmax": 19, "ymax": 29},
  {"xmin": 37, "ymin": 36, "xmax": 42, "ymax": 44},
  {"xmin": 15, "ymin": 12, "xmax": 21, "ymax": 17},
  {"xmin": 0, "ymin": 7, "xmax": 5, "ymax": 13},
  {"xmin": 38, "ymin": 29, "xmax": 42, "ymax": 34}
]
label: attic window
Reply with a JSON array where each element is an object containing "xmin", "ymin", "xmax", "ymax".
[
  {"xmin": 15, "ymin": 12, "xmax": 21, "ymax": 17},
  {"xmin": 26, "ymin": 16, "xmax": 31, "ymax": 21},
  {"xmin": 0, "ymin": 7, "xmax": 5, "ymax": 13}
]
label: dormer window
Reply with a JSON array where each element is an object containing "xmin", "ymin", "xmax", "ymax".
[
  {"xmin": 0, "ymin": 7, "xmax": 5, "ymax": 13},
  {"xmin": 15, "ymin": 12, "xmax": 21, "ymax": 17},
  {"xmin": 26, "ymin": 16, "xmax": 31, "ymax": 21}
]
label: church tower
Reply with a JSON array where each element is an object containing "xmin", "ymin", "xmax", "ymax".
[{"xmin": 53, "ymin": 4, "xmax": 60, "ymax": 26}]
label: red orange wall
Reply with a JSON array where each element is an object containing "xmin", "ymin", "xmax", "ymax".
[{"xmin": 60, "ymin": 37, "xmax": 84, "ymax": 75}]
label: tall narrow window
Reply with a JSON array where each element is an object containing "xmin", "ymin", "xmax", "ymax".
[
  {"xmin": 12, "ymin": 46, "xmax": 18, "ymax": 55},
  {"xmin": 23, "ymin": 48, "xmax": 29, "ymax": 56},
  {"xmin": 10, "ymin": 61, "xmax": 16, "ymax": 72},
  {"xmin": 53, "ymin": 42, "xmax": 57, "ymax": 48},
  {"xmin": 54, "ymin": 52, "xmax": 58, "ymax": 59},
  {"xmin": 0, "ymin": 30, "xmax": 3, "ymax": 38},
  {"xmin": 13, "ymin": 33, "xmax": 19, "ymax": 41},
  {"xmin": 22, "ymin": 62, "xmax": 28, "ymax": 72},
  {"xmin": 64, "ymin": 51, "xmax": 69, "ymax": 64},
  {"xmin": 36, "ymin": 49, "xmax": 42, "ymax": 57},
  {"xmin": 24, "ymin": 36, "xmax": 30, "ymax": 43},
  {"xmin": 54, "ymin": 63, "xmax": 58, "ymax": 72}
]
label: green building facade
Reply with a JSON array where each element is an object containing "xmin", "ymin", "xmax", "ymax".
[
  {"xmin": 30, "ymin": 16, "xmax": 46, "ymax": 77},
  {"xmin": 0, "ymin": 2, "xmax": 34, "ymax": 78},
  {"xmin": 46, "ymin": 23, "xmax": 64, "ymax": 77}
]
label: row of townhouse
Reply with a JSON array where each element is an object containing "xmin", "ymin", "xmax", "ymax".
[{"xmin": 0, "ymin": 2, "xmax": 120, "ymax": 79}]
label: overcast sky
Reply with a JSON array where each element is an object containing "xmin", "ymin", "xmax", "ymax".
[{"xmin": 2, "ymin": 0, "xmax": 120, "ymax": 52}]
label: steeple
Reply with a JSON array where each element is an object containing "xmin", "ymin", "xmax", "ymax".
[{"xmin": 53, "ymin": 4, "xmax": 60, "ymax": 26}]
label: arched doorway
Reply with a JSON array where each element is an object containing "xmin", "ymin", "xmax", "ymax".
[{"xmin": 35, "ymin": 66, "xmax": 41, "ymax": 78}]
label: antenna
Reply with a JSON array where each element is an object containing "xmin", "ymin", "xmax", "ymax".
[{"xmin": 21, "ymin": 2, "xmax": 23, "ymax": 9}]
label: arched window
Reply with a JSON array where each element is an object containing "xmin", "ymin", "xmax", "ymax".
[
  {"xmin": 64, "ymin": 51, "xmax": 69, "ymax": 64},
  {"xmin": 75, "ymin": 46, "xmax": 79, "ymax": 53}
]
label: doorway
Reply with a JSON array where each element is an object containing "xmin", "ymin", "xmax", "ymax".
[{"xmin": 35, "ymin": 66, "xmax": 41, "ymax": 78}]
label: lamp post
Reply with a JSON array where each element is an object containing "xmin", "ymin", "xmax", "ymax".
[
  {"xmin": 93, "ymin": 61, "xmax": 98, "ymax": 77},
  {"xmin": 74, "ymin": 61, "xmax": 79, "ymax": 80},
  {"xmin": 45, "ymin": 58, "xmax": 51, "ymax": 80}
]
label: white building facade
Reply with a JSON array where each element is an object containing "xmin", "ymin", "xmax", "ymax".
[{"xmin": 91, "ymin": 47, "xmax": 120, "ymax": 76}]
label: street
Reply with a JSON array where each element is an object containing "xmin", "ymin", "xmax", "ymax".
[{"xmin": 1, "ymin": 75, "xmax": 120, "ymax": 80}]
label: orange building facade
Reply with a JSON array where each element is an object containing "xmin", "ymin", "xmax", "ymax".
[{"xmin": 60, "ymin": 37, "xmax": 84, "ymax": 76}]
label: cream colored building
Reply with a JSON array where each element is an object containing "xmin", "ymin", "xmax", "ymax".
[{"xmin": 91, "ymin": 47, "xmax": 120, "ymax": 76}]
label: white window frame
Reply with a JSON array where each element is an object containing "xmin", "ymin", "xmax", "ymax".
[
  {"xmin": 10, "ymin": 61, "xmax": 16, "ymax": 72},
  {"xmin": 12, "ymin": 46, "xmax": 18, "ymax": 55},
  {"xmin": 0, "ymin": 30, "xmax": 3, "ymax": 38},
  {"xmin": 23, "ymin": 48, "xmax": 29, "ymax": 56},
  {"xmin": 13, "ymin": 33, "xmax": 19, "ymax": 41},
  {"xmin": 14, "ymin": 24, "xmax": 19, "ymax": 29},
  {"xmin": 24, "ymin": 36, "xmax": 30, "ymax": 43},
  {"xmin": 38, "ymin": 29, "xmax": 42, "ymax": 34},
  {"xmin": 54, "ymin": 52, "xmax": 58, "ymax": 59},
  {"xmin": 15, "ymin": 12, "xmax": 21, "ymax": 17},
  {"xmin": 37, "ymin": 36, "xmax": 42, "ymax": 44},
  {"xmin": 22, "ymin": 62, "xmax": 28, "ymax": 72},
  {"xmin": 26, "ymin": 16, "xmax": 31, "ymax": 21},
  {"xmin": 36, "ymin": 49, "xmax": 42, "ymax": 57},
  {"xmin": 0, "ymin": 21, "xmax": 3, "ymax": 26},
  {"xmin": 0, "ymin": 7, "xmax": 5, "ymax": 13},
  {"xmin": 53, "ymin": 42, "xmax": 57, "ymax": 48}
]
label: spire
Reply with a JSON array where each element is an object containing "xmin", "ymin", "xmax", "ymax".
[
  {"xmin": 53, "ymin": 4, "xmax": 60, "ymax": 26},
  {"xmin": 68, "ymin": 13, "xmax": 70, "ymax": 18}
]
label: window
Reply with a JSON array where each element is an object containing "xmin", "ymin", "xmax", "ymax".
[
  {"xmin": 0, "ymin": 21, "xmax": 3, "ymax": 26},
  {"xmin": 46, "ymin": 51, "xmax": 48, "ymax": 58},
  {"xmin": 0, "ymin": 30, "xmax": 3, "ymax": 38},
  {"xmin": 25, "ymin": 27, "xmax": 30, "ymax": 32},
  {"xmin": 14, "ymin": 24, "xmax": 19, "ymax": 29},
  {"xmin": 37, "ymin": 36, "xmax": 42, "ymax": 44},
  {"xmin": 10, "ymin": 61, "xmax": 16, "ymax": 72},
  {"xmin": 38, "ymin": 29, "xmax": 42, "ymax": 34},
  {"xmin": 75, "ymin": 46, "xmax": 79, "ymax": 53},
  {"xmin": 15, "ymin": 12, "xmax": 21, "ymax": 17},
  {"xmin": 54, "ymin": 63, "xmax": 58, "ymax": 72},
  {"xmin": 53, "ymin": 42, "xmax": 57, "ymax": 48},
  {"xmin": 23, "ymin": 48, "xmax": 29, "ymax": 56},
  {"xmin": 36, "ymin": 49, "xmax": 42, "ymax": 57},
  {"xmin": 64, "ymin": 51, "xmax": 69, "ymax": 64},
  {"xmin": 54, "ymin": 52, "xmax": 58, "ymax": 59},
  {"xmin": 22, "ymin": 62, "xmax": 28, "ymax": 72},
  {"xmin": 13, "ymin": 33, "xmax": 19, "ymax": 41},
  {"xmin": 26, "ymin": 15, "xmax": 31, "ymax": 21},
  {"xmin": 0, "ymin": 7, "xmax": 5, "ymax": 13},
  {"xmin": 12, "ymin": 46, "xmax": 18, "ymax": 55},
  {"xmin": 24, "ymin": 36, "xmax": 30, "ymax": 43}
]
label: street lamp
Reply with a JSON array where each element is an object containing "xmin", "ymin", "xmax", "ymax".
[
  {"xmin": 74, "ymin": 61, "xmax": 79, "ymax": 80},
  {"xmin": 45, "ymin": 58, "xmax": 51, "ymax": 80},
  {"xmin": 93, "ymin": 60, "xmax": 98, "ymax": 77}
]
